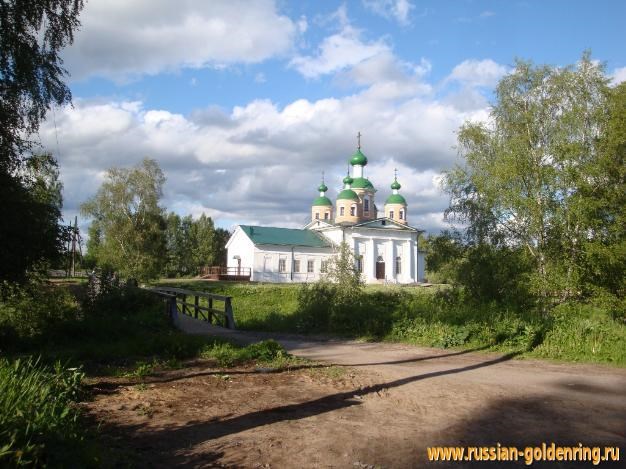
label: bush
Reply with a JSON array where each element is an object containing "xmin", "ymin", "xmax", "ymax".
[
  {"xmin": 0, "ymin": 358, "xmax": 84, "ymax": 467},
  {"xmin": 0, "ymin": 282, "xmax": 80, "ymax": 352}
]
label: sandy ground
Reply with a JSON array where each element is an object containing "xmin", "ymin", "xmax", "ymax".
[{"xmin": 83, "ymin": 314, "xmax": 626, "ymax": 468}]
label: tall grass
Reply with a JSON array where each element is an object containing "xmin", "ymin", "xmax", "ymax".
[{"xmin": 0, "ymin": 358, "xmax": 84, "ymax": 466}]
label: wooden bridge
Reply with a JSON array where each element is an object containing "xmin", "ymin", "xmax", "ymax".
[
  {"xmin": 199, "ymin": 266, "xmax": 251, "ymax": 281},
  {"xmin": 148, "ymin": 286, "xmax": 236, "ymax": 329}
]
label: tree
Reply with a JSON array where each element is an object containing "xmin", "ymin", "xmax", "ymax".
[
  {"xmin": 0, "ymin": 1, "xmax": 84, "ymax": 285},
  {"xmin": 0, "ymin": 153, "xmax": 67, "ymax": 284},
  {"xmin": 326, "ymin": 242, "xmax": 364, "ymax": 295},
  {"xmin": 190, "ymin": 214, "xmax": 217, "ymax": 271},
  {"xmin": 444, "ymin": 53, "xmax": 615, "ymax": 305},
  {"xmin": 0, "ymin": 0, "xmax": 84, "ymax": 172},
  {"xmin": 81, "ymin": 158, "xmax": 167, "ymax": 281}
]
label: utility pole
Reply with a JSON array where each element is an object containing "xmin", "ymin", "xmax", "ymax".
[{"xmin": 71, "ymin": 216, "xmax": 77, "ymax": 277}]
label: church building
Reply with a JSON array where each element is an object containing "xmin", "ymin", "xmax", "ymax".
[{"xmin": 225, "ymin": 137, "xmax": 425, "ymax": 284}]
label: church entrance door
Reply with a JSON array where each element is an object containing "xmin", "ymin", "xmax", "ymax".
[{"xmin": 376, "ymin": 256, "xmax": 385, "ymax": 279}]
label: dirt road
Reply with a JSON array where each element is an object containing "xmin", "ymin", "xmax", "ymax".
[{"xmin": 86, "ymin": 315, "xmax": 626, "ymax": 468}]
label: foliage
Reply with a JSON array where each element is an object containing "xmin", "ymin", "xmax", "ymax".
[
  {"xmin": 164, "ymin": 280, "xmax": 626, "ymax": 366},
  {"xmin": 0, "ymin": 154, "xmax": 68, "ymax": 286},
  {"xmin": 0, "ymin": 0, "xmax": 84, "ymax": 172},
  {"xmin": 1, "ymin": 1, "xmax": 83, "ymax": 288},
  {"xmin": 0, "ymin": 358, "xmax": 84, "ymax": 466},
  {"xmin": 444, "ymin": 53, "xmax": 622, "ymax": 306},
  {"xmin": 163, "ymin": 212, "xmax": 230, "ymax": 277},
  {"xmin": 81, "ymin": 158, "xmax": 167, "ymax": 281},
  {"xmin": 426, "ymin": 232, "xmax": 534, "ymax": 307},
  {"xmin": 0, "ymin": 279, "xmax": 80, "ymax": 352}
]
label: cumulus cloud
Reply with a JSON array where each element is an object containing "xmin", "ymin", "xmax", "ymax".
[
  {"xmin": 447, "ymin": 59, "xmax": 509, "ymax": 88},
  {"xmin": 63, "ymin": 0, "xmax": 297, "ymax": 81},
  {"xmin": 363, "ymin": 0, "xmax": 415, "ymax": 26},
  {"xmin": 289, "ymin": 6, "xmax": 390, "ymax": 78},
  {"xmin": 611, "ymin": 66, "xmax": 626, "ymax": 85},
  {"xmin": 41, "ymin": 75, "xmax": 489, "ymax": 234}
]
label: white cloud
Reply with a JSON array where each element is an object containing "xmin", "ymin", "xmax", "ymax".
[
  {"xmin": 363, "ymin": 0, "xmax": 415, "ymax": 26},
  {"xmin": 289, "ymin": 28, "xmax": 388, "ymax": 79},
  {"xmin": 611, "ymin": 66, "xmax": 626, "ymax": 85},
  {"xmin": 447, "ymin": 59, "xmax": 508, "ymax": 87},
  {"xmin": 41, "ymin": 77, "xmax": 489, "ymax": 234},
  {"xmin": 63, "ymin": 0, "xmax": 297, "ymax": 81}
]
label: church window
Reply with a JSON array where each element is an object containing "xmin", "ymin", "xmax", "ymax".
[
  {"xmin": 364, "ymin": 198, "xmax": 369, "ymax": 212},
  {"xmin": 396, "ymin": 256, "xmax": 402, "ymax": 275},
  {"xmin": 315, "ymin": 212, "xmax": 319, "ymax": 220},
  {"xmin": 340, "ymin": 206, "xmax": 345, "ymax": 216},
  {"xmin": 307, "ymin": 260, "xmax": 314, "ymax": 273},
  {"xmin": 389, "ymin": 210, "xmax": 394, "ymax": 219},
  {"xmin": 320, "ymin": 260, "xmax": 328, "ymax": 273},
  {"xmin": 278, "ymin": 258, "xmax": 286, "ymax": 273},
  {"xmin": 350, "ymin": 205, "xmax": 356, "ymax": 216},
  {"xmin": 399, "ymin": 210, "xmax": 404, "ymax": 220},
  {"xmin": 324, "ymin": 212, "xmax": 329, "ymax": 220},
  {"xmin": 293, "ymin": 260, "xmax": 300, "ymax": 272}
]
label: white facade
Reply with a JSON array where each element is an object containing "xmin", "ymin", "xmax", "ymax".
[{"xmin": 226, "ymin": 220, "xmax": 425, "ymax": 284}]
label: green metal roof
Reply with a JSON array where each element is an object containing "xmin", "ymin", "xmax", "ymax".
[
  {"xmin": 385, "ymin": 194, "xmax": 407, "ymax": 205},
  {"xmin": 337, "ymin": 189, "xmax": 359, "ymax": 200},
  {"xmin": 351, "ymin": 177, "xmax": 375, "ymax": 190},
  {"xmin": 240, "ymin": 225, "xmax": 330, "ymax": 248},
  {"xmin": 350, "ymin": 149, "xmax": 368, "ymax": 166},
  {"xmin": 312, "ymin": 195, "xmax": 333, "ymax": 206}
]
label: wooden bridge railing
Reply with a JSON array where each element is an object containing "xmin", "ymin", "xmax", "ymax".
[{"xmin": 147, "ymin": 286, "xmax": 236, "ymax": 329}]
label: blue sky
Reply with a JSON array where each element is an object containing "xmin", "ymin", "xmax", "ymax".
[{"xmin": 41, "ymin": 0, "xmax": 625, "ymax": 234}]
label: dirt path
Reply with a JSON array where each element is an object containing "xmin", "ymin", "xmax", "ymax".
[{"xmin": 86, "ymin": 315, "xmax": 626, "ymax": 468}]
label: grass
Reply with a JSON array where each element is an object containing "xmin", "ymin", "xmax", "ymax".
[
  {"xmin": 0, "ymin": 358, "xmax": 87, "ymax": 467},
  {"xmin": 156, "ymin": 279, "xmax": 626, "ymax": 366}
]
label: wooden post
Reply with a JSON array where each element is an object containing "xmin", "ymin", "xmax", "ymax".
[
  {"xmin": 167, "ymin": 295, "xmax": 178, "ymax": 326},
  {"xmin": 208, "ymin": 296, "xmax": 213, "ymax": 323},
  {"xmin": 225, "ymin": 298, "xmax": 236, "ymax": 330},
  {"xmin": 182, "ymin": 294, "xmax": 187, "ymax": 316},
  {"xmin": 194, "ymin": 295, "xmax": 199, "ymax": 319}
]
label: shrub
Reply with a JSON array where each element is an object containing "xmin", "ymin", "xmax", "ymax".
[{"xmin": 0, "ymin": 282, "xmax": 80, "ymax": 351}]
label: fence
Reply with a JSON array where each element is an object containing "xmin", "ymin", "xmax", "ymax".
[
  {"xmin": 147, "ymin": 286, "xmax": 236, "ymax": 329},
  {"xmin": 199, "ymin": 266, "xmax": 251, "ymax": 281}
]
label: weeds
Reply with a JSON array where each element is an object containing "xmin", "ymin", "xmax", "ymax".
[{"xmin": 0, "ymin": 358, "xmax": 85, "ymax": 467}]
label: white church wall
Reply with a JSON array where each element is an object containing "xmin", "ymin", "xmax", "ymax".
[{"xmin": 252, "ymin": 245, "xmax": 334, "ymax": 283}]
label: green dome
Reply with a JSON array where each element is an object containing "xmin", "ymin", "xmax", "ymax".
[
  {"xmin": 312, "ymin": 196, "xmax": 333, "ymax": 206},
  {"xmin": 350, "ymin": 149, "xmax": 368, "ymax": 166},
  {"xmin": 337, "ymin": 189, "xmax": 359, "ymax": 201},
  {"xmin": 385, "ymin": 194, "xmax": 407, "ymax": 205},
  {"xmin": 351, "ymin": 177, "xmax": 375, "ymax": 190},
  {"xmin": 391, "ymin": 180, "xmax": 401, "ymax": 190},
  {"xmin": 343, "ymin": 176, "xmax": 354, "ymax": 185},
  {"xmin": 318, "ymin": 183, "xmax": 328, "ymax": 192}
]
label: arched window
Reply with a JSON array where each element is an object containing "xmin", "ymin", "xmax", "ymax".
[
  {"xmin": 389, "ymin": 210, "xmax": 394, "ymax": 219},
  {"xmin": 315, "ymin": 212, "xmax": 319, "ymax": 220},
  {"xmin": 395, "ymin": 256, "xmax": 402, "ymax": 275},
  {"xmin": 324, "ymin": 212, "xmax": 330, "ymax": 220},
  {"xmin": 364, "ymin": 198, "xmax": 369, "ymax": 212},
  {"xmin": 350, "ymin": 204, "xmax": 356, "ymax": 216},
  {"xmin": 340, "ymin": 206, "xmax": 345, "ymax": 216},
  {"xmin": 399, "ymin": 209, "xmax": 404, "ymax": 220}
]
